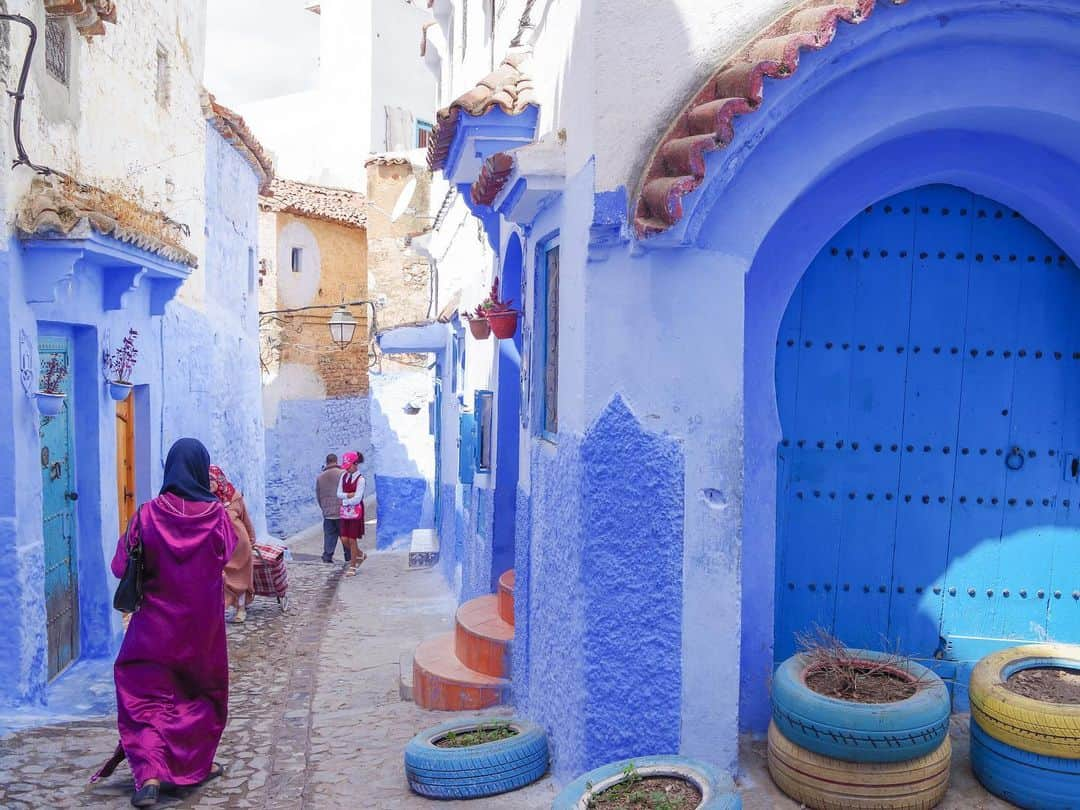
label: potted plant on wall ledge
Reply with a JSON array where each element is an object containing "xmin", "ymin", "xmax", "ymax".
[
  {"xmin": 480, "ymin": 279, "xmax": 519, "ymax": 340},
  {"xmin": 36, "ymin": 354, "xmax": 68, "ymax": 416},
  {"xmin": 464, "ymin": 304, "xmax": 492, "ymax": 340},
  {"xmin": 105, "ymin": 328, "xmax": 139, "ymax": 401}
]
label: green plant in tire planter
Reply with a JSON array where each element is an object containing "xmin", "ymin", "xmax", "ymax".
[
  {"xmin": 554, "ymin": 756, "xmax": 741, "ymax": 810},
  {"xmin": 404, "ymin": 717, "xmax": 548, "ymax": 799},
  {"xmin": 586, "ymin": 761, "xmax": 703, "ymax": 809}
]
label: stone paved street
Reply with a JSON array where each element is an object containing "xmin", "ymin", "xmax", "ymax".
[
  {"xmin": 0, "ymin": 527, "xmax": 556, "ymax": 809},
  {"xmin": 0, "ymin": 524, "xmax": 1008, "ymax": 809}
]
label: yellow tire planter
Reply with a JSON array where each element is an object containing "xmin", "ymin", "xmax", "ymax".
[
  {"xmin": 767, "ymin": 722, "xmax": 951, "ymax": 810},
  {"xmin": 969, "ymin": 643, "xmax": 1080, "ymax": 759}
]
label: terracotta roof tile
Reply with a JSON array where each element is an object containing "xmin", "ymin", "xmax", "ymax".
[
  {"xmin": 428, "ymin": 49, "xmax": 537, "ymax": 171},
  {"xmin": 17, "ymin": 176, "xmax": 197, "ymax": 267},
  {"xmin": 634, "ymin": 0, "xmax": 899, "ymax": 237},
  {"xmin": 203, "ymin": 93, "xmax": 275, "ymax": 194},
  {"xmin": 45, "ymin": 0, "xmax": 117, "ymax": 38},
  {"xmin": 471, "ymin": 152, "xmax": 515, "ymax": 207},
  {"xmin": 260, "ymin": 179, "xmax": 367, "ymax": 230}
]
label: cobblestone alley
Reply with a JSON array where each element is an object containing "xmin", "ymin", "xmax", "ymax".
[{"xmin": 0, "ymin": 526, "xmax": 555, "ymax": 810}]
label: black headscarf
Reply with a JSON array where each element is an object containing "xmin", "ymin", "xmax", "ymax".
[{"xmin": 160, "ymin": 438, "xmax": 217, "ymax": 503}]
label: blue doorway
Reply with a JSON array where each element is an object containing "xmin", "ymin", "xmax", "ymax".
[
  {"xmin": 39, "ymin": 336, "xmax": 80, "ymax": 679},
  {"xmin": 490, "ymin": 236, "xmax": 524, "ymax": 591},
  {"xmin": 775, "ymin": 184, "xmax": 1080, "ymax": 664}
]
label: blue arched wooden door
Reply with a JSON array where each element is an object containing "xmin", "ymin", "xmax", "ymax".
[{"xmin": 775, "ymin": 184, "xmax": 1080, "ymax": 665}]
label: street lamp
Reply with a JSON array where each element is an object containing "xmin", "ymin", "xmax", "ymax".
[{"xmin": 328, "ymin": 304, "xmax": 359, "ymax": 349}]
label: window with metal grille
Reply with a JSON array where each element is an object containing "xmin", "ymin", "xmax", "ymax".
[
  {"xmin": 538, "ymin": 239, "xmax": 560, "ymax": 438},
  {"xmin": 475, "ymin": 389, "xmax": 493, "ymax": 472},
  {"xmin": 155, "ymin": 45, "xmax": 170, "ymax": 108},
  {"xmin": 291, "ymin": 247, "xmax": 303, "ymax": 273},
  {"xmin": 416, "ymin": 121, "xmax": 433, "ymax": 149},
  {"xmin": 45, "ymin": 17, "xmax": 68, "ymax": 85}
]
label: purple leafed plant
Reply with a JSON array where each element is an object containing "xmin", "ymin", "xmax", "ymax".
[
  {"xmin": 107, "ymin": 328, "xmax": 140, "ymax": 384},
  {"xmin": 40, "ymin": 354, "xmax": 68, "ymax": 394}
]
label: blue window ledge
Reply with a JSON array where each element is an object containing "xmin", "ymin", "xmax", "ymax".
[{"xmin": 21, "ymin": 227, "xmax": 192, "ymax": 315}]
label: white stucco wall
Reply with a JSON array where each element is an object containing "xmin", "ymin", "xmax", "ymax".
[
  {"xmin": 4, "ymin": 0, "xmax": 209, "ymax": 307},
  {"xmin": 237, "ymin": 0, "xmax": 435, "ymax": 191}
]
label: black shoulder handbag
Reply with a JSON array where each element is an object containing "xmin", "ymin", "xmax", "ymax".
[{"xmin": 113, "ymin": 506, "xmax": 144, "ymax": 613}]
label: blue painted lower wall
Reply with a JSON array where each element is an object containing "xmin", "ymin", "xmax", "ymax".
[
  {"xmin": 374, "ymin": 474, "xmax": 427, "ymax": 549},
  {"xmin": 511, "ymin": 486, "xmax": 532, "ymax": 712},
  {"xmin": 265, "ymin": 396, "xmax": 371, "ymax": 538}
]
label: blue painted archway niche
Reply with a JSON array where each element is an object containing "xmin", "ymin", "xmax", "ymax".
[{"xmin": 626, "ymin": 0, "xmax": 1080, "ymax": 732}]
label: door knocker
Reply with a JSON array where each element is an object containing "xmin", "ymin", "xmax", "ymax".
[
  {"xmin": 1006, "ymin": 447, "xmax": 1025, "ymax": 471},
  {"xmin": 40, "ymin": 447, "xmax": 50, "ymax": 467},
  {"xmin": 50, "ymin": 461, "xmax": 63, "ymax": 481}
]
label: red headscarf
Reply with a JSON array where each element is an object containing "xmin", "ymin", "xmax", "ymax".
[{"xmin": 208, "ymin": 465, "xmax": 237, "ymax": 506}]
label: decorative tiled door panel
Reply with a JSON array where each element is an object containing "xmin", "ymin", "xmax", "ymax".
[
  {"xmin": 39, "ymin": 336, "xmax": 79, "ymax": 678},
  {"xmin": 775, "ymin": 185, "xmax": 1080, "ymax": 662}
]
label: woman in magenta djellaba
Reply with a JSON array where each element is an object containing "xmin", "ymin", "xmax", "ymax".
[{"xmin": 96, "ymin": 438, "xmax": 238, "ymax": 807}]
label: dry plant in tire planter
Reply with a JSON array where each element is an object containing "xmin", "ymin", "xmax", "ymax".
[
  {"xmin": 767, "ymin": 627, "xmax": 953, "ymax": 809},
  {"xmin": 794, "ymin": 627, "xmax": 940, "ymax": 704}
]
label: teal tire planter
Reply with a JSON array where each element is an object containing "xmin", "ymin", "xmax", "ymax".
[
  {"xmin": 971, "ymin": 720, "xmax": 1080, "ymax": 810},
  {"xmin": 403, "ymin": 716, "xmax": 548, "ymax": 799},
  {"xmin": 553, "ymin": 755, "xmax": 742, "ymax": 810},
  {"xmin": 771, "ymin": 648, "xmax": 951, "ymax": 763}
]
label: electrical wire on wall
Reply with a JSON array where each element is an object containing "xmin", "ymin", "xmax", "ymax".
[{"xmin": 0, "ymin": 13, "xmax": 63, "ymax": 176}]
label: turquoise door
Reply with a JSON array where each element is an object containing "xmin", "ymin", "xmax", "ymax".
[
  {"xmin": 39, "ymin": 337, "xmax": 79, "ymax": 679},
  {"xmin": 775, "ymin": 185, "xmax": 1080, "ymax": 664}
]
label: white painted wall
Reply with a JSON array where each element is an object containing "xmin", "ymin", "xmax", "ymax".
[
  {"xmin": 236, "ymin": 0, "xmax": 435, "ymax": 191},
  {"xmin": 4, "ymin": 0, "xmax": 209, "ymax": 307},
  {"xmin": 372, "ymin": 0, "xmax": 438, "ymax": 148}
]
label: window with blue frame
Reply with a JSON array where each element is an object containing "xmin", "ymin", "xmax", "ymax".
[
  {"xmin": 537, "ymin": 238, "xmax": 560, "ymax": 438},
  {"xmin": 416, "ymin": 120, "xmax": 434, "ymax": 149},
  {"xmin": 474, "ymin": 389, "xmax": 493, "ymax": 472}
]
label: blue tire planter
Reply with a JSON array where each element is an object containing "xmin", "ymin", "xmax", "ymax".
[
  {"xmin": 403, "ymin": 716, "xmax": 548, "ymax": 799},
  {"xmin": 553, "ymin": 755, "xmax": 742, "ymax": 810},
  {"xmin": 971, "ymin": 719, "xmax": 1080, "ymax": 810},
  {"xmin": 771, "ymin": 648, "xmax": 951, "ymax": 763}
]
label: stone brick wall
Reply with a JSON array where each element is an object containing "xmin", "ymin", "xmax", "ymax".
[{"xmin": 366, "ymin": 158, "xmax": 432, "ymax": 335}]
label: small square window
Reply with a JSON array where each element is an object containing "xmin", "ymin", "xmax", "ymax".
[
  {"xmin": 45, "ymin": 17, "xmax": 68, "ymax": 85},
  {"xmin": 291, "ymin": 247, "xmax": 303, "ymax": 273},
  {"xmin": 155, "ymin": 45, "xmax": 170, "ymax": 108}
]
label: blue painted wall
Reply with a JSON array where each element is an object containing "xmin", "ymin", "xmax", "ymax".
[
  {"xmin": 0, "ymin": 124, "xmax": 267, "ymax": 711},
  {"xmin": 264, "ymin": 395, "xmax": 371, "ymax": 538}
]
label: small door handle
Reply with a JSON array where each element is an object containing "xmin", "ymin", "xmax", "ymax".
[
  {"xmin": 1005, "ymin": 447, "xmax": 1025, "ymax": 471},
  {"xmin": 65, "ymin": 491, "xmax": 79, "ymax": 501}
]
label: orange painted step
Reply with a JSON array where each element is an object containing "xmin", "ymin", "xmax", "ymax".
[
  {"xmin": 413, "ymin": 633, "xmax": 509, "ymax": 711},
  {"xmin": 498, "ymin": 569, "xmax": 515, "ymax": 626},
  {"xmin": 454, "ymin": 595, "xmax": 514, "ymax": 678}
]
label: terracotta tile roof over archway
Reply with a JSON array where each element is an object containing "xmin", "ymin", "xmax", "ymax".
[
  {"xmin": 428, "ymin": 49, "xmax": 536, "ymax": 171},
  {"xmin": 471, "ymin": 152, "xmax": 516, "ymax": 206},
  {"xmin": 203, "ymin": 93, "xmax": 275, "ymax": 194},
  {"xmin": 634, "ymin": 0, "xmax": 904, "ymax": 238},
  {"xmin": 260, "ymin": 179, "xmax": 367, "ymax": 230}
]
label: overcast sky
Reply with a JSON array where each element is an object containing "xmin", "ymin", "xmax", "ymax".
[{"xmin": 204, "ymin": 0, "xmax": 320, "ymax": 108}]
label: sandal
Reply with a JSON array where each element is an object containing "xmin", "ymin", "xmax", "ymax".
[
  {"xmin": 345, "ymin": 567, "xmax": 357, "ymax": 577},
  {"xmin": 205, "ymin": 762, "xmax": 225, "ymax": 782},
  {"xmin": 131, "ymin": 782, "xmax": 160, "ymax": 808}
]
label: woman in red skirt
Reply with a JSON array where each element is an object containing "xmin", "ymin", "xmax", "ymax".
[{"xmin": 336, "ymin": 451, "xmax": 367, "ymax": 576}]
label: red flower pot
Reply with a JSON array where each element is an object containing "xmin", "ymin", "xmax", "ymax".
[
  {"xmin": 487, "ymin": 310, "xmax": 519, "ymax": 340},
  {"xmin": 468, "ymin": 317, "xmax": 492, "ymax": 340}
]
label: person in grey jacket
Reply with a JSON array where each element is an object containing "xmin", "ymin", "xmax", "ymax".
[{"xmin": 316, "ymin": 454, "xmax": 349, "ymax": 563}]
